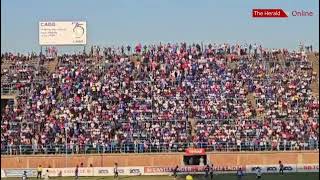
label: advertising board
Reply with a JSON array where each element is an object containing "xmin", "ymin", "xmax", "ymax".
[
  {"xmin": 1, "ymin": 169, "xmax": 6, "ymax": 178},
  {"xmin": 2, "ymin": 164, "xmax": 318, "ymax": 177},
  {"xmin": 144, "ymin": 165, "xmax": 245, "ymax": 175},
  {"xmin": 3, "ymin": 169, "xmax": 37, "ymax": 177},
  {"xmin": 296, "ymin": 164, "xmax": 319, "ymax": 172},
  {"xmin": 43, "ymin": 167, "xmax": 94, "ymax": 177},
  {"xmin": 39, "ymin": 21, "xmax": 87, "ymax": 45},
  {"xmin": 93, "ymin": 167, "xmax": 143, "ymax": 176},
  {"xmin": 247, "ymin": 164, "xmax": 297, "ymax": 173}
]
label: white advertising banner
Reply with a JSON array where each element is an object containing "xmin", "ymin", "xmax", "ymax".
[
  {"xmin": 246, "ymin": 164, "xmax": 297, "ymax": 173},
  {"xmin": 296, "ymin": 164, "xmax": 319, "ymax": 172},
  {"xmin": 92, "ymin": 167, "xmax": 112, "ymax": 176},
  {"xmin": 39, "ymin": 21, "xmax": 87, "ymax": 45},
  {"xmin": 3, "ymin": 169, "xmax": 37, "ymax": 177},
  {"xmin": 143, "ymin": 165, "xmax": 246, "ymax": 175},
  {"xmin": 93, "ymin": 167, "xmax": 143, "ymax": 176},
  {"xmin": 2, "ymin": 164, "xmax": 318, "ymax": 177},
  {"xmin": 1, "ymin": 169, "xmax": 6, "ymax": 178},
  {"xmin": 42, "ymin": 167, "xmax": 143, "ymax": 177},
  {"xmin": 43, "ymin": 167, "xmax": 94, "ymax": 177}
]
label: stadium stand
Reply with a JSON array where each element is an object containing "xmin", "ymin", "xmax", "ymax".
[{"xmin": 1, "ymin": 43, "xmax": 319, "ymax": 155}]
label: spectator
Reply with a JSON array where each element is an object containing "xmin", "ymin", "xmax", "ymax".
[{"xmin": 1, "ymin": 43, "xmax": 319, "ymax": 154}]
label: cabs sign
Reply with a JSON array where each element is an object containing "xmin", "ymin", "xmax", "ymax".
[{"xmin": 39, "ymin": 21, "xmax": 87, "ymax": 45}]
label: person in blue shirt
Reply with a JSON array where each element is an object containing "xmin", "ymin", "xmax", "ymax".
[{"xmin": 236, "ymin": 168, "xmax": 244, "ymax": 180}]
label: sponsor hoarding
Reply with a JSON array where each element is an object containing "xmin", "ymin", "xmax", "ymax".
[
  {"xmin": 247, "ymin": 164, "xmax": 297, "ymax": 173},
  {"xmin": 296, "ymin": 164, "xmax": 319, "ymax": 172},
  {"xmin": 39, "ymin": 21, "xmax": 87, "ymax": 45},
  {"xmin": 93, "ymin": 167, "xmax": 143, "ymax": 176},
  {"xmin": 93, "ymin": 167, "xmax": 111, "ymax": 176},
  {"xmin": 128, "ymin": 168, "xmax": 143, "ymax": 175},
  {"xmin": 185, "ymin": 148, "xmax": 206, "ymax": 155},
  {"xmin": 43, "ymin": 168, "xmax": 94, "ymax": 177},
  {"xmin": 144, "ymin": 165, "xmax": 245, "ymax": 175},
  {"xmin": 1, "ymin": 169, "xmax": 6, "ymax": 178},
  {"xmin": 3, "ymin": 169, "xmax": 37, "ymax": 177},
  {"xmin": 2, "ymin": 164, "xmax": 318, "ymax": 177}
]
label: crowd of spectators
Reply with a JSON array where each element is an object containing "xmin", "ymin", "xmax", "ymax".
[{"xmin": 1, "ymin": 43, "xmax": 319, "ymax": 154}]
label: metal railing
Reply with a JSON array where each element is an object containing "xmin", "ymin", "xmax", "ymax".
[{"xmin": 1, "ymin": 141, "xmax": 318, "ymax": 155}]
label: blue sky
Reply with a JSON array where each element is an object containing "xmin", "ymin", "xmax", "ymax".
[{"xmin": 1, "ymin": 0, "xmax": 319, "ymax": 54}]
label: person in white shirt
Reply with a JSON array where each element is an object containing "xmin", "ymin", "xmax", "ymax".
[
  {"xmin": 210, "ymin": 164, "xmax": 214, "ymax": 180},
  {"xmin": 44, "ymin": 170, "xmax": 49, "ymax": 180},
  {"xmin": 236, "ymin": 168, "xmax": 244, "ymax": 180},
  {"xmin": 21, "ymin": 171, "xmax": 28, "ymax": 180},
  {"xmin": 256, "ymin": 168, "xmax": 262, "ymax": 179},
  {"xmin": 114, "ymin": 163, "xmax": 119, "ymax": 180},
  {"xmin": 199, "ymin": 156, "xmax": 204, "ymax": 166}
]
